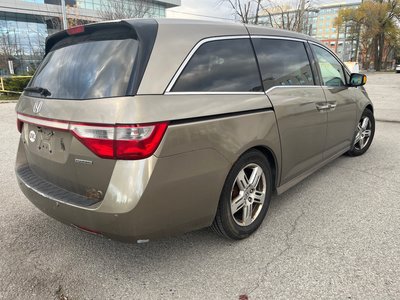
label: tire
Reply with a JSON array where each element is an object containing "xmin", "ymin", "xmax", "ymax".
[
  {"xmin": 211, "ymin": 149, "xmax": 273, "ymax": 240},
  {"xmin": 346, "ymin": 109, "xmax": 375, "ymax": 157}
]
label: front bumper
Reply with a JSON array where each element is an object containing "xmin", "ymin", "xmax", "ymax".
[{"xmin": 16, "ymin": 141, "xmax": 230, "ymax": 242}]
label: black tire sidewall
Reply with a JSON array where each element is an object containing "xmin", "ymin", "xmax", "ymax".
[{"xmin": 348, "ymin": 109, "xmax": 375, "ymax": 156}]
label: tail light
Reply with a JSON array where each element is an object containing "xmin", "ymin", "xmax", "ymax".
[
  {"xmin": 17, "ymin": 113, "xmax": 168, "ymax": 160},
  {"xmin": 71, "ymin": 123, "xmax": 168, "ymax": 160}
]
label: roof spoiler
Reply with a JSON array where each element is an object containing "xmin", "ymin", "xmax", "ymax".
[{"xmin": 45, "ymin": 19, "xmax": 158, "ymax": 55}]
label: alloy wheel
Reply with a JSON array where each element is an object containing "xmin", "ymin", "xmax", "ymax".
[
  {"xmin": 230, "ymin": 163, "xmax": 266, "ymax": 227},
  {"xmin": 354, "ymin": 116, "xmax": 372, "ymax": 150}
]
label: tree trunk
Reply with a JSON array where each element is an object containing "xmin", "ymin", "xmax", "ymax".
[
  {"xmin": 373, "ymin": 37, "xmax": 379, "ymax": 71},
  {"xmin": 334, "ymin": 24, "xmax": 340, "ymax": 53},
  {"xmin": 354, "ymin": 25, "xmax": 361, "ymax": 63},
  {"xmin": 378, "ymin": 32, "xmax": 385, "ymax": 71},
  {"xmin": 254, "ymin": 0, "xmax": 261, "ymax": 25},
  {"xmin": 375, "ymin": 32, "xmax": 385, "ymax": 71}
]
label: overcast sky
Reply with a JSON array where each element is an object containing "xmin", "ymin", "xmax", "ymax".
[{"xmin": 166, "ymin": 0, "xmax": 360, "ymax": 22}]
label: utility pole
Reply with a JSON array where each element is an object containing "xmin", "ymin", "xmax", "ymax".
[
  {"xmin": 342, "ymin": 24, "xmax": 348, "ymax": 61},
  {"xmin": 61, "ymin": 0, "xmax": 68, "ymax": 30},
  {"xmin": 354, "ymin": 0, "xmax": 363, "ymax": 63}
]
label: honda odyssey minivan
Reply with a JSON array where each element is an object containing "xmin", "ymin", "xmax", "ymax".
[{"xmin": 15, "ymin": 19, "xmax": 374, "ymax": 242}]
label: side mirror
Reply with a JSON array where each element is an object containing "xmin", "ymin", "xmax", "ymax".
[{"xmin": 349, "ymin": 73, "xmax": 367, "ymax": 87}]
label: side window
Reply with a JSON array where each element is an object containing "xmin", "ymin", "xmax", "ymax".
[
  {"xmin": 311, "ymin": 44, "xmax": 346, "ymax": 87},
  {"xmin": 171, "ymin": 39, "xmax": 262, "ymax": 92},
  {"xmin": 252, "ymin": 39, "xmax": 314, "ymax": 91}
]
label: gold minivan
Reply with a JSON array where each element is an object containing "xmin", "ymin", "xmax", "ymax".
[{"xmin": 15, "ymin": 19, "xmax": 374, "ymax": 242}]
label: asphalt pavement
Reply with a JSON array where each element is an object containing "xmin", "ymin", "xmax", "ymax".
[{"xmin": 0, "ymin": 73, "xmax": 399, "ymax": 300}]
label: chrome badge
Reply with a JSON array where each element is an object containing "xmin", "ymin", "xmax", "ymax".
[
  {"xmin": 29, "ymin": 130, "xmax": 36, "ymax": 143},
  {"xmin": 75, "ymin": 158, "xmax": 93, "ymax": 165},
  {"xmin": 33, "ymin": 101, "xmax": 43, "ymax": 114}
]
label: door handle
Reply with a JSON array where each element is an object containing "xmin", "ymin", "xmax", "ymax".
[
  {"xmin": 329, "ymin": 103, "xmax": 337, "ymax": 110},
  {"xmin": 316, "ymin": 103, "xmax": 330, "ymax": 111}
]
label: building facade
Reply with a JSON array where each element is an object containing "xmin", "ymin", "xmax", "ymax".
[
  {"xmin": 258, "ymin": 2, "xmax": 360, "ymax": 62},
  {"xmin": 0, "ymin": 0, "xmax": 180, "ymax": 75},
  {"xmin": 310, "ymin": 2, "xmax": 360, "ymax": 61}
]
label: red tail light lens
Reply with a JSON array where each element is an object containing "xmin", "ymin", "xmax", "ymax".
[
  {"xmin": 70, "ymin": 124, "xmax": 115, "ymax": 158},
  {"xmin": 71, "ymin": 122, "xmax": 168, "ymax": 160},
  {"xmin": 16, "ymin": 113, "xmax": 168, "ymax": 160},
  {"xmin": 115, "ymin": 124, "xmax": 169, "ymax": 159},
  {"xmin": 67, "ymin": 25, "xmax": 85, "ymax": 35}
]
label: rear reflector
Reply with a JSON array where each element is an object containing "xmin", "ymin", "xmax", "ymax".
[
  {"xmin": 73, "ymin": 224, "xmax": 102, "ymax": 236},
  {"xmin": 17, "ymin": 113, "xmax": 168, "ymax": 160},
  {"xmin": 67, "ymin": 25, "xmax": 85, "ymax": 35}
]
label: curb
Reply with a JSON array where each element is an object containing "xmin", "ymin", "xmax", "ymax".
[
  {"xmin": 0, "ymin": 100, "xmax": 18, "ymax": 104},
  {"xmin": 376, "ymin": 119, "xmax": 400, "ymax": 124}
]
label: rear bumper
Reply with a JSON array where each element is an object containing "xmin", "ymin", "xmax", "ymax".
[{"xmin": 16, "ymin": 140, "xmax": 230, "ymax": 242}]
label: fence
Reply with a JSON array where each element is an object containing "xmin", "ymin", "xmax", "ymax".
[{"xmin": 0, "ymin": 76, "xmax": 33, "ymax": 94}]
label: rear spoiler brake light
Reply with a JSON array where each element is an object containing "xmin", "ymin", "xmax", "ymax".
[{"xmin": 66, "ymin": 25, "xmax": 85, "ymax": 35}]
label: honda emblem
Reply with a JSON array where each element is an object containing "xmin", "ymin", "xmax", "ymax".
[{"xmin": 33, "ymin": 101, "xmax": 43, "ymax": 114}]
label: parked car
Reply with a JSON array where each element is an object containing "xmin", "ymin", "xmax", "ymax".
[
  {"xmin": 396, "ymin": 58, "xmax": 400, "ymax": 73},
  {"xmin": 344, "ymin": 61, "xmax": 360, "ymax": 73},
  {"xmin": 15, "ymin": 19, "xmax": 375, "ymax": 242}
]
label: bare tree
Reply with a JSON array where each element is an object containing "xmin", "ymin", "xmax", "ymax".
[
  {"xmin": 219, "ymin": 0, "xmax": 263, "ymax": 24},
  {"xmin": 66, "ymin": 5, "xmax": 95, "ymax": 27},
  {"xmin": 0, "ymin": 28, "xmax": 22, "ymax": 74},
  {"xmin": 220, "ymin": 0, "xmax": 311, "ymax": 32},
  {"xmin": 260, "ymin": 0, "xmax": 311, "ymax": 32},
  {"xmin": 99, "ymin": 0, "xmax": 152, "ymax": 20},
  {"xmin": 218, "ymin": 0, "xmax": 263, "ymax": 24}
]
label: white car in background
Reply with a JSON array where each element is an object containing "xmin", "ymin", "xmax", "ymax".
[{"xmin": 344, "ymin": 62, "xmax": 360, "ymax": 73}]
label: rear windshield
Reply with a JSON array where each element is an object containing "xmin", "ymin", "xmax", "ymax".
[{"xmin": 28, "ymin": 38, "xmax": 138, "ymax": 100}]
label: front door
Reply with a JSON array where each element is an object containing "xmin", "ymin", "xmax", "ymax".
[
  {"xmin": 252, "ymin": 38, "xmax": 328, "ymax": 185},
  {"xmin": 310, "ymin": 44, "xmax": 357, "ymax": 159}
]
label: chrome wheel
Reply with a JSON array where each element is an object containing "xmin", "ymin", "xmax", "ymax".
[
  {"xmin": 230, "ymin": 163, "xmax": 266, "ymax": 227},
  {"xmin": 354, "ymin": 116, "xmax": 372, "ymax": 151}
]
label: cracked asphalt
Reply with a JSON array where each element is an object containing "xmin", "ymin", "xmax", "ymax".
[{"xmin": 1, "ymin": 73, "xmax": 400, "ymax": 300}]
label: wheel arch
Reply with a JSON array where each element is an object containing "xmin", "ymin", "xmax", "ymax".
[
  {"xmin": 365, "ymin": 104, "xmax": 373, "ymax": 113},
  {"xmin": 244, "ymin": 145, "xmax": 279, "ymax": 192}
]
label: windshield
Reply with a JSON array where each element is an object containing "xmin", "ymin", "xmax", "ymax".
[{"xmin": 28, "ymin": 38, "xmax": 138, "ymax": 100}]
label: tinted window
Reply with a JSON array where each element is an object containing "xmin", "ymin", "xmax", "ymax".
[
  {"xmin": 311, "ymin": 44, "xmax": 346, "ymax": 87},
  {"xmin": 253, "ymin": 39, "xmax": 314, "ymax": 91},
  {"xmin": 28, "ymin": 39, "xmax": 138, "ymax": 99},
  {"xmin": 172, "ymin": 39, "xmax": 262, "ymax": 92}
]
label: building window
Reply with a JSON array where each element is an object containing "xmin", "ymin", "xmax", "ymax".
[{"xmin": 0, "ymin": 12, "xmax": 48, "ymax": 75}]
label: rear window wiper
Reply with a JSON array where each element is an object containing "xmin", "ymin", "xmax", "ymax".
[{"xmin": 24, "ymin": 86, "xmax": 52, "ymax": 97}]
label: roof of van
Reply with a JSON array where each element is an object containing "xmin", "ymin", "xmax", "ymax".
[
  {"xmin": 132, "ymin": 18, "xmax": 321, "ymax": 94},
  {"xmin": 116, "ymin": 18, "xmax": 320, "ymax": 44}
]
